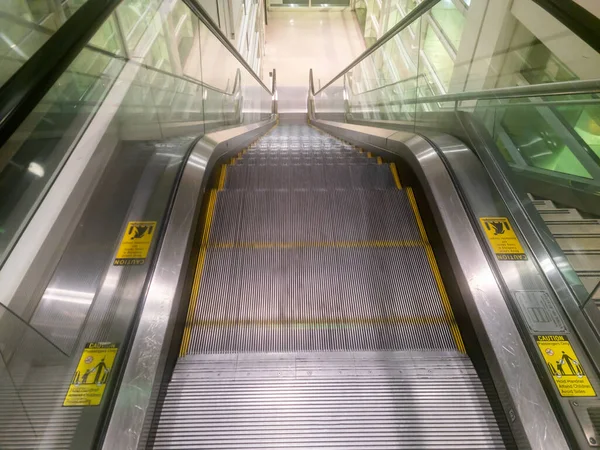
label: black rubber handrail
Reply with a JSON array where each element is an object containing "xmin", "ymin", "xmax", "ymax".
[{"xmin": 0, "ymin": 0, "xmax": 123, "ymax": 151}]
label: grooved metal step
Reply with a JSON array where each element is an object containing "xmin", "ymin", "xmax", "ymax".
[
  {"xmin": 186, "ymin": 246, "xmax": 459, "ymax": 354},
  {"xmin": 224, "ymin": 164, "xmax": 395, "ymax": 190},
  {"xmin": 235, "ymin": 157, "xmax": 378, "ymax": 165},
  {"xmin": 150, "ymin": 352, "xmax": 511, "ymax": 449},
  {"xmin": 209, "ymin": 190, "xmax": 419, "ymax": 244}
]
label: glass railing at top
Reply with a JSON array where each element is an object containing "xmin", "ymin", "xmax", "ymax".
[{"xmin": 312, "ymin": 0, "xmax": 600, "ymax": 306}]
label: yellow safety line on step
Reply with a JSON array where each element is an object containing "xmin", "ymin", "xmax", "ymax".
[
  {"xmin": 190, "ymin": 315, "xmax": 451, "ymax": 328},
  {"xmin": 180, "ymin": 189, "xmax": 218, "ymax": 357},
  {"xmin": 218, "ymin": 165, "xmax": 227, "ymax": 190},
  {"xmin": 377, "ymin": 156, "xmax": 382, "ymax": 164},
  {"xmin": 405, "ymin": 187, "xmax": 465, "ymax": 353},
  {"xmin": 389, "ymin": 163, "xmax": 402, "ymax": 189},
  {"xmin": 209, "ymin": 240, "xmax": 424, "ymax": 249}
]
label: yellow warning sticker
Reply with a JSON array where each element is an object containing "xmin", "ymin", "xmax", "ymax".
[
  {"xmin": 536, "ymin": 335, "xmax": 596, "ymax": 397},
  {"xmin": 114, "ymin": 221, "xmax": 156, "ymax": 265},
  {"xmin": 64, "ymin": 342, "xmax": 118, "ymax": 406},
  {"xmin": 479, "ymin": 217, "xmax": 527, "ymax": 261}
]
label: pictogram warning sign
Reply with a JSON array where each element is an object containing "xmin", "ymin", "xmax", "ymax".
[
  {"xmin": 479, "ymin": 217, "xmax": 527, "ymax": 261},
  {"xmin": 536, "ymin": 335, "xmax": 596, "ymax": 397},
  {"xmin": 64, "ymin": 342, "xmax": 118, "ymax": 406},
  {"xmin": 114, "ymin": 221, "xmax": 156, "ymax": 266}
]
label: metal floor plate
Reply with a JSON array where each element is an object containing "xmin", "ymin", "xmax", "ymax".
[{"xmin": 150, "ymin": 351, "xmax": 509, "ymax": 449}]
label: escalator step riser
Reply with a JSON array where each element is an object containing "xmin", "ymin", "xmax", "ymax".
[
  {"xmin": 224, "ymin": 165, "xmax": 395, "ymax": 190},
  {"xmin": 209, "ymin": 190, "xmax": 420, "ymax": 244},
  {"xmin": 186, "ymin": 247, "xmax": 457, "ymax": 354}
]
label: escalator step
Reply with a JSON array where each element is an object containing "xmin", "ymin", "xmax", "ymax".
[
  {"xmin": 150, "ymin": 352, "xmax": 509, "ymax": 449},
  {"xmin": 209, "ymin": 190, "xmax": 421, "ymax": 244},
  {"xmin": 235, "ymin": 158, "xmax": 377, "ymax": 165},
  {"xmin": 186, "ymin": 246, "xmax": 458, "ymax": 354},
  {"xmin": 224, "ymin": 164, "xmax": 395, "ymax": 190}
]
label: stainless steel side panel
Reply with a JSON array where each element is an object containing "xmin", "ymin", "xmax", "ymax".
[
  {"xmin": 100, "ymin": 117, "xmax": 276, "ymax": 450},
  {"xmin": 310, "ymin": 119, "xmax": 570, "ymax": 450}
]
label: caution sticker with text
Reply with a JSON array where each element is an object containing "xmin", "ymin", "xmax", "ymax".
[
  {"xmin": 536, "ymin": 335, "xmax": 596, "ymax": 397},
  {"xmin": 479, "ymin": 217, "xmax": 527, "ymax": 261},
  {"xmin": 114, "ymin": 221, "xmax": 156, "ymax": 266},
  {"xmin": 64, "ymin": 342, "xmax": 118, "ymax": 407}
]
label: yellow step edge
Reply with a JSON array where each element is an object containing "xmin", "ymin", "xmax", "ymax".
[
  {"xmin": 405, "ymin": 187, "xmax": 466, "ymax": 353},
  {"xmin": 377, "ymin": 156, "xmax": 383, "ymax": 165},
  {"xmin": 389, "ymin": 163, "xmax": 402, "ymax": 189},
  {"xmin": 180, "ymin": 189, "xmax": 218, "ymax": 357},
  {"xmin": 218, "ymin": 165, "xmax": 227, "ymax": 190},
  {"xmin": 209, "ymin": 240, "xmax": 425, "ymax": 249}
]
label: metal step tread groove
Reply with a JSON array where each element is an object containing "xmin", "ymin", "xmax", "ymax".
[
  {"xmin": 186, "ymin": 246, "xmax": 459, "ymax": 354},
  {"xmin": 149, "ymin": 352, "xmax": 509, "ymax": 449},
  {"xmin": 209, "ymin": 190, "xmax": 420, "ymax": 244},
  {"xmin": 224, "ymin": 164, "xmax": 396, "ymax": 189}
]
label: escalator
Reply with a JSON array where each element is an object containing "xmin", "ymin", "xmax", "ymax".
[
  {"xmin": 148, "ymin": 118, "xmax": 511, "ymax": 448},
  {"xmin": 2, "ymin": 0, "xmax": 600, "ymax": 449}
]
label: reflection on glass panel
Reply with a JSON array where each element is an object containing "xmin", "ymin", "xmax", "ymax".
[
  {"xmin": 312, "ymin": 0, "xmax": 350, "ymax": 6},
  {"xmin": 116, "ymin": 0, "xmax": 162, "ymax": 52},
  {"xmin": 201, "ymin": 18, "xmax": 270, "ymax": 128},
  {"xmin": 498, "ymin": 105, "xmax": 592, "ymax": 178},
  {"xmin": 325, "ymin": 15, "xmax": 424, "ymax": 123},
  {"xmin": 270, "ymin": 0, "xmax": 309, "ymax": 6},
  {"xmin": 0, "ymin": 0, "xmax": 93, "ymax": 87},
  {"xmin": 0, "ymin": 302, "xmax": 70, "ymax": 449},
  {"xmin": 421, "ymin": 24, "xmax": 454, "ymax": 92},
  {"xmin": 430, "ymin": 0, "xmax": 465, "ymax": 51},
  {"xmin": 555, "ymin": 102, "xmax": 600, "ymax": 161},
  {"xmin": 384, "ymin": 0, "xmax": 421, "ymax": 33},
  {"xmin": 143, "ymin": 24, "xmax": 173, "ymax": 73},
  {"xmin": 88, "ymin": 14, "xmax": 123, "ymax": 55},
  {"xmin": 355, "ymin": 0, "xmax": 368, "ymax": 37},
  {"xmin": 316, "ymin": 0, "xmax": 600, "ymax": 309},
  {"xmin": 0, "ymin": 48, "xmax": 125, "ymax": 263},
  {"xmin": 0, "ymin": 0, "xmax": 274, "ymax": 445}
]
